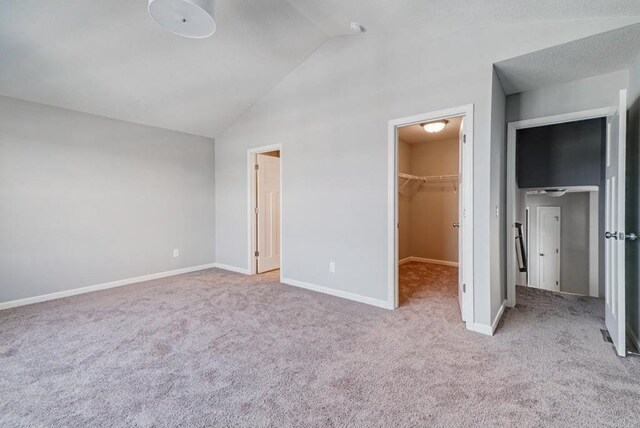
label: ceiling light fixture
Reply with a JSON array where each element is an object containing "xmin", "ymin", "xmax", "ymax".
[
  {"xmin": 421, "ymin": 120, "xmax": 448, "ymax": 133},
  {"xmin": 544, "ymin": 188, "xmax": 568, "ymax": 197},
  {"xmin": 148, "ymin": 0, "xmax": 216, "ymax": 39}
]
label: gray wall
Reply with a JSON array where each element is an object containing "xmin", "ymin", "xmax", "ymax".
[
  {"xmin": 626, "ymin": 52, "xmax": 640, "ymax": 345},
  {"xmin": 0, "ymin": 96, "xmax": 216, "ymax": 304},
  {"xmin": 214, "ymin": 20, "xmax": 625, "ymax": 326},
  {"xmin": 506, "ymin": 70, "xmax": 629, "ymax": 122},
  {"xmin": 526, "ymin": 193, "xmax": 592, "ymax": 296}
]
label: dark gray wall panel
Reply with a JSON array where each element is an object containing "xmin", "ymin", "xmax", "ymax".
[{"xmin": 516, "ymin": 118, "xmax": 605, "ymax": 188}]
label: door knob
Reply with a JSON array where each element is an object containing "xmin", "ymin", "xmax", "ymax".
[
  {"xmin": 453, "ymin": 223, "xmax": 459, "ymax": 229},
  {"xmin": 626, "ymin": 232, "xmax": 638, "ymax": 241}
]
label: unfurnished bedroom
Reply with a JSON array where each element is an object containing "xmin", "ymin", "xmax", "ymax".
[{"xmin": 2, "ymin": 1, "xmax": 640, "ymax": 426}]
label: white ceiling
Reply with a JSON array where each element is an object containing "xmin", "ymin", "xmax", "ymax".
[
  {"xmin": 495, "ymin": 23, "xmax": 640, "ymax": 94},
  {"xmin": 286, "ymin": 0, "xmax": 640, "ymax": 37},
  {"xmin": 0, "ymin": 0, "xmax": 326, "ymax": 138},
  {"xmin": 398, "ymin": 116, "xmax": 462, "ymax": 145},
  {"xmin": 1, "ymin": 1, "xmax": 640, "ymax": 137}
]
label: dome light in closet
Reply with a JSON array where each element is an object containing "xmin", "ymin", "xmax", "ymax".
[
  {"xmin": 148, "ymin": 0, "xmax": 216, "ymax": 38},
  {"xmin": 544, "ymin": 188, "xmax": 568, "ymax": 197},
  {"xmin": 421, "ymin": 120, "xmax": 448, "ymax": 133}
]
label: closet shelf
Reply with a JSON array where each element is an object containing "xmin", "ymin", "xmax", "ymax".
[{"xmin": 398, "ymin": 172, "xmax": 459, "ymax": 190}]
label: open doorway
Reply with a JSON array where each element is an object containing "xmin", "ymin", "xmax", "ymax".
[
  {"xmin": 518, "ymin": 187, "xmax": 599, "ymax": 297},
  {"xmin": 507, "ymin": 90, "xmax": 629, "ymax": 356},
  {"xmin": 248, "ymin": 145, "xmax": 282, "ymax": 275},
  {"xmin": 388, "ymin": 105, "xmax": 474, "ymax": 330}
]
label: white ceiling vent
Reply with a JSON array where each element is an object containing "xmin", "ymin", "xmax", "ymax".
[{"xmin": 349, "ymin": 22, "xmax": 366, "ymax": 33}]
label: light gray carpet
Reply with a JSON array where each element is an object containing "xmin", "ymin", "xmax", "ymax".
[{"xmin": 1, "ymin": 262, "xmax": 639, "ymax": 427}]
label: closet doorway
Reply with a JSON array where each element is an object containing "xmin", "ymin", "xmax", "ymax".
[
  {"xmin": 388, "ymin": 106, "xmax": 474, "ymax": 329},
  {"xmin": 248, "ymin": 145, "xmax": 282, "ymax": 275}
]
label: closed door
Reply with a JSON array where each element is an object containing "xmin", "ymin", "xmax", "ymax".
[
  {"xmin": 256, "ymin": 153, "xmax": 280, "ymax": 273},
  {"xmin": 605, "ymin": 89, "xmax": 627, "ymax": 357},
  {"xmin": 537, "ymin": 207, "xmax": 560, "ymax": 292}
]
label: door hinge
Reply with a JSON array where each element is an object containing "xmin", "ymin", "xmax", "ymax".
[
  {"xmin": 255, "ymin": 207, "xmax": 259, "ymax": 214},
  {"xmin": 463, "ymin": 283, "xmax": 466, "ymax": 292},
  {"xmin": 463, "ymin": 134, "xmax": 467, "ymax": 144},
  {"xmin": 556, "ymin": 248, "xmax": 559, "ymax": 254},
  {"xmin": 556, "ymin": 281, "xmax": 559, "ymax": 285},
  {"xmin": 255, "ymin": 164, "xmax": 259, "ymax": 170},
  {"xmin": 255, "ymin": 251, "xmax": 259, "ymax": 257}
]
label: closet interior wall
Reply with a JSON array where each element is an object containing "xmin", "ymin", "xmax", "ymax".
[{"xmin": 398, "ymin": 135, "xmax": 459, "ymax": 265}]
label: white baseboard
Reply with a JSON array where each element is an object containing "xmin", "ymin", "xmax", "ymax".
[
  {"xmin": 399, "ymin": 256, "xmax": 458, "ymax": 267},
  {"xmin": 213, "ymin": 263, "xmax": 251, "ymax": 275},
  {"xmin": 0, "ymin": 263, "xmax": 217, "ymax": 311},
  {"xmin": 467, "ymin": 299, "xmax": 507, "ymax": 336},
  {"xmin": 468, "ymin": 322, "xmax": 493, "ymax": 336},
  {"xmin": 491, "ymin": 299, "xmax": 507, "ymax": 334},
  {"xmin": 281, "ymin": 277, "xmax": 394, "ymax": 310}
]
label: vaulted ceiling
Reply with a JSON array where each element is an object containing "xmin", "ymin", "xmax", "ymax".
[
  {"xmin": 1, "ymin": 0, "xmax": 640, "ymax": 138},
  {"xmin": 0, "ymin": 0, "xmax": 326, "ymax": 138}
]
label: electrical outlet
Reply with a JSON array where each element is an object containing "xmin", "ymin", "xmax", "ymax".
[
  {"xmin": 173, "ymin": 249, "xmax": 180, "ymax": 258},
  {"xmin": 329, "ymin": 262, "xmax": 335, "ymax": 273}
]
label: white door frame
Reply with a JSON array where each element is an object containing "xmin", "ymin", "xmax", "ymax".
[
  {"xmin": 506, "ymin": 107, "xmax": 610, "ymax": 307},
  {"xmin": 247, "ymin": 144, "xmax": 283, "ymax": 277},
  {"xmin": 387, "ymin": 104, "xmax": 474, "ymax": 327},
  {"xmin": 536, "ymin": 206, "xmax": 561, "ymax": 292}
]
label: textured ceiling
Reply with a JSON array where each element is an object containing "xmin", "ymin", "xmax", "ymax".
[
  {"xmin": 0, "ymin": 0, "xmax": 326, "ymax": 138},
  {"xmin": 495, "ymin": 23, "xmax": 640, "ymax": 94},
  {"xmin": 398, "ymin": 117, "xmax": 463, "ymax": 145},
  {"xmin": 1, "ymin": 1, "xmax": 640, "ymax": 137},
  {"xmin": 286, "ymin": 0, "xmax": 640, "ymax": 37}
]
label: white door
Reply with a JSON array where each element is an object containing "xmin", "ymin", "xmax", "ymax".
[
  {"xmin": 605, "ymin": 89, "xmax": 627, "ymax": 357},
  {"xmin": 256, "ymin": 153, "xmax": 280, "ymax": 273},
  {"xmin": 457, "ymin": 118, "xmax": 465, "ymax": 321},
  {"xmin": 537, "ymin": 207, "xmax": 561, "ymax": 292}
]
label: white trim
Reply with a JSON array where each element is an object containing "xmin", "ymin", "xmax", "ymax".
[
  {"xmin": 281, "ymin": 277, "xmax": 394, "ymax": 310},
  {"xmin": 468, "ymin": 323, "xmax": 494, "ymax": 336},
  {"xmin": 492, "ymin": 300, "xmax": 507, "ymax": 334},
  {"xmin": 388, "ymin": 104, "xmax": 474, "ymax": 327},
  {"xmin": 214, "ymin": 263, "xmax": 251, "ymax": 275},
  {"xmin": 589, "ymin": 191, "xmax": 599, "ymax": 297},
  {"xmin": 399, "ymin": 256, "xmax": 459, "ymax": 267},
  {"xmin": 247, "ymin": 144, "xmax": 283, "ymax": 278},
  {"xmin": 468, "ymin": 299, "xmax": 507, "ymax": 336},
  {"xmin": 506, "ymin": 107, "xmax": 610, "ymax": 308},
  {"xmin": 0, "ymin": 263, "xmax": 217, "ymax": 311}
]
